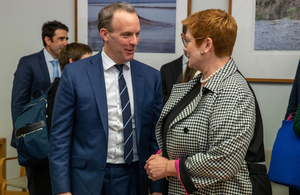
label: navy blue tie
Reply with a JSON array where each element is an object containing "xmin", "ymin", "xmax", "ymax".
[{"xmin": 115, "ymin": 65, "xmax": 133, "ymax": 165}]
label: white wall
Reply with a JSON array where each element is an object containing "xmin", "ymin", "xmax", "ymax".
[
  {"xmin": 0, "ymin": 0, "xmax": 294, "ymax": 194},
  {"xmin": 251, "ymin": 82, "xmax": 292, "ymax": 194},
  {"xmin": 0, "ymin": 0, "xmax": 75, "ymax": 180}
]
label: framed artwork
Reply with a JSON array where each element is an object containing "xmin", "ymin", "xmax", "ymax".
[
  {"xmin": 231, "ymin": 0, "xmax": 300, "ymax": 82},
  {"xmin": 75, "ymin": 0, "xmax": 188, "ymax": 70}
]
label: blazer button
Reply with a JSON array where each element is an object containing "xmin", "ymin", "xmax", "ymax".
[
  {"xmin": 102, "ymin": 166, "xmax": 106, "ymax": 171},
  {"xmin": 105, "ymin": 144, "xmax": 107, "ymax": 148},
  {"xmin": 184, "ymin": 127, "xmax": 189, "ymax": 134}
]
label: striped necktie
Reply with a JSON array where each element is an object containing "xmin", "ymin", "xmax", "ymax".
[{"xmin": 115, "ymin": 64, "xmax": 133, "ymax": 165}]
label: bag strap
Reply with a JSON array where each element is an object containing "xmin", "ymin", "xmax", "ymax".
[
  {"xmin": 31, "ymin": 89, "xmax": 44, "ymax": 100},
  {"xmin": 287, "ymin": 112, "xmax": 296, "ymax": 121},
  {"xmin": 15, "ymin": 121, "xmax": 46, "ymax": 137},
  {"xmin": 30, "ymin": 78, "xmax": 60, "ymax": 100},
  {"xmin": 45, "ymin": 78, "xmax": 60, "ymax": 95},
  {"xmin": 237, "ymin": 70, "xmax": 266, "ymax": 162}
]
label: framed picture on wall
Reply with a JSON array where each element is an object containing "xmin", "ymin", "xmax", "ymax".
[
  {"xmin": 231, "ymin": 0, "xmax": 300, "ymax": 82},
  {"xmin": 254, "ymin": 0, "xmax": 300, "ymax": 51},
  {"xmin": 75, "ymin": 0, "xmax": 188, "ymax": 70}
]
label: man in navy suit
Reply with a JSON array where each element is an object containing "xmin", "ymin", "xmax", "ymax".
[
  {"xmin": 11, "ymin": 20, "xmax": 69, "ymax": 195},
  {"xmin": 49, "ymin": 2, "xmax": 163, "ymax": 195}
]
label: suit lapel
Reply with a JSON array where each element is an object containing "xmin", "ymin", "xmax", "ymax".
[
  {"xmin": 130, "ymin": 60, "xmax": 144, "ymax": 148},
  {"xmin": 169, "ymin": 88, "xmax": 201, "ymax": 128},
  {"xmin": 38, "ymin": 50, "xmax": 51, "ymax": 87},
  {"xmin": 174, "ymin": 56, "xmax": 183, "ymax": 79},
  {"xmin": 86, "ymin": 52, "xmax": 109, "ymax": 139}
]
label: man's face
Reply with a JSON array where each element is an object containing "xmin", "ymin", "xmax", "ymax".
[
  {"xmin": 45, "ymin": 29, "xmax": 68, "ymax": 59},
  {"xmin": 101, "ymin": 11, "xmax": 140, "ymax": 64}
]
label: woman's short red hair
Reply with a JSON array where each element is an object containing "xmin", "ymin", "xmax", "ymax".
[{"xmin": 182, "ymin": 9, "xmax": 237, "ymax": 58}]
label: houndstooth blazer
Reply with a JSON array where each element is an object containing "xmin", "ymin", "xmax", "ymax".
[{"xmin": 156, "ymin": 58, "xmax": 256, "ymax": 195}]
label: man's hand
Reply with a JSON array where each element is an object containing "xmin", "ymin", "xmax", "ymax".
[
  {"xmin": 57, "ymin": 193, "xmax": 72, "ymax": 195},
  {"xmin": 152, "ymin": 193, "xmax": 162, "ymax": 195}
]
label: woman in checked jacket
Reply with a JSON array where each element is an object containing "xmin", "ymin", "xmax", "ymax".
[{"xmin": 145, "ymin": 9, "xmax": 271, "ymax": 195}]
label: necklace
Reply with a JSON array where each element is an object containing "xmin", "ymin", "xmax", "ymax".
[{"xmin": 200, "ymin": 66, "xmax": 222, "ymax": 84}]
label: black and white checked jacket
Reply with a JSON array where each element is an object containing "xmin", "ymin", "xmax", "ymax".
[{"xmin": 156, "ymin": 58, "xmax": 255, "ymax": 195}]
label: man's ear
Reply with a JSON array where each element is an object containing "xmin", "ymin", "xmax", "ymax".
[
  {"xmin": 44, "ymin": 36, "xmax": 51, "ymax": 46},
  {"xmin": 69, "ymin": 58, "xmax": 73, "ymax": 63},
  {"xmin": 180, "ymin": 32, "xmax": 185, "ymax": 39},
  {"xmin": 100, "ymin": 28, "xmax": 109, "ymax": 42}
]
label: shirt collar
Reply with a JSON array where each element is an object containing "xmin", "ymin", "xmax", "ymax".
[
  {"xmin": 182, "ymin": 54, "xmax": 188, "ymax": 65},
  {"xmin": 101, "ymin": 48, "xmax": 130, "ymax": 71},
  {"xmin": 203, "ymin": 57, "xmax": 236, "ymax": 93},
  {"xmin": 43, "ymin": 48, "xmax": 57, "ymax": 62}
]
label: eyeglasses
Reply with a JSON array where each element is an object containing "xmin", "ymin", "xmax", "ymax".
[{"xmin": 182, "ymin": 37, "xmax": 206, "ymax": 48}]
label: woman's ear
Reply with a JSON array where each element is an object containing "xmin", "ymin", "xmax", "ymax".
[
  {"xmin": 203, "ymin": 38, "xmax": 213, "ymax": 53},
  {"xmin": 69, "ymin": 58, "xmax": 73, "ymax": 63},
  {"xmin": 205, "ymin": 38, "xmax": 213, "ymax": 49}
]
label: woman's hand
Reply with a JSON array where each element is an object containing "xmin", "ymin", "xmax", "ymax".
[{"xmin": 144, "ymin": 154, "xmax": 169, "ymax": 181}]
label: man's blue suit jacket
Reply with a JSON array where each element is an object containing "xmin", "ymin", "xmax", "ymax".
[
  {"xmin": 11, "ymin": 50, "xmax": 51, "ymax": 148},
  {"xmin": 49, "ymin": 51, "xmax": 163, "ymax": 195}
]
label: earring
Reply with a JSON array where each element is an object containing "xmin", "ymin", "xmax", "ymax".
[{"xmin": 200, "ymin": 51, "xmax": 204, "ymax": 55}]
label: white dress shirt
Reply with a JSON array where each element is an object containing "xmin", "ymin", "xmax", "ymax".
[
  {"xmin": 101, "ymin": 50, "xmax": 139, "ymax": 164},
  {"xmin": 182, "ymin": 54, "xmax": 188, "ymax": 75}
]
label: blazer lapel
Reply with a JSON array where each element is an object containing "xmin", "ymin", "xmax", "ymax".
[
  {"xmin": 174, "ymin": 55, "xmax": 183, "ymax": 79},
  {"xmin": 161, "ymin": 75, "xmax": 202, "ymax": 128},
  {"xmin": 86, "ymin": 52, "xmax": 109, "ymax": 139},
  {"xmin": 130, "ymin": 60, "xmax": 144, "ymax": 148},
  {"xmin": 155, "ymin": 80, "xmax": 194, "ymax": 150},
  {"xmin": 169, "ymin": 88, "xmax": 201, "ymax": 128},
  {"xmin": 38, "ymin": 50, "xmax": 51, "ymax": 87}
]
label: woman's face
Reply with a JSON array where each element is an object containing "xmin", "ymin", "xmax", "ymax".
[{"xmin": 183, "ymin": 29, "xmax": 204, "ymax": 71}]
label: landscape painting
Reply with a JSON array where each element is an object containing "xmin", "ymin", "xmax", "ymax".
[
  {"xmin": 88, "ymin": 0, "xmax": 176, "ymax": 53},
  {"xmin": 255, "ymin": 0, "xmax": 300, "ymax": 50}
]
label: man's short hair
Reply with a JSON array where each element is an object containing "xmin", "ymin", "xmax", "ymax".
[
  {"xmin": 97, "ymin": 2, "xmax": 136, "ymax": 32},
  {"xmin": 42, "ymin": 20, "xmax": 69, "ymax": 47},
  {"xmin": 182, "ymin": 25, "xmax": 187, "ymax": 35}
]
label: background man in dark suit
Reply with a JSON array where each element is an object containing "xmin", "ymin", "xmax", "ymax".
[
  {"xmin": 11, "ymin": 20, "xmax": 69, "ymax": 195},
  {"xmin": 49, "ymin": 2, "xmax": 162, "ymax": 195},
  {"xmin": 160, "ymin": 25, "xmax": 188, "ymax": 105}
]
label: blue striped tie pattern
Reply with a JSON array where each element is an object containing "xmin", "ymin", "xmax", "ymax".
[
  {"xmin": 115, "ymin": 65, "xmax": 133, "ymax": 165},
  {"xmin": 51, "ymin": 60, "xmax": 59, "ymax": 82}
]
